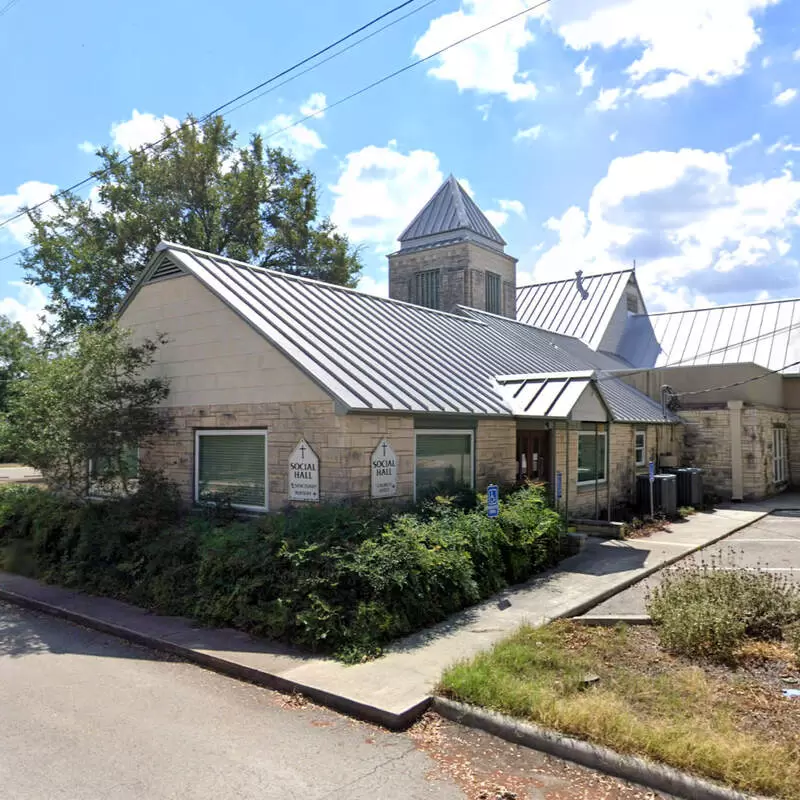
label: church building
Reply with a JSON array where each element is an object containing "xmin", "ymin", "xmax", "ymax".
[{"xmin": 117, "ymin": 175, "xmax": 799, "ymax": 518}]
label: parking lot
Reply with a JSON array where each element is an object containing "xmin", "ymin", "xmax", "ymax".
[{"xmin": 587, "ymin": 510, "xmax": 800, "ymax": 616}]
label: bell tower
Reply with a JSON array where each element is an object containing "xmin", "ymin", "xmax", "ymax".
[{"xmin": 387, "ymin": 175, "xmax": 517, "ymax": 317}]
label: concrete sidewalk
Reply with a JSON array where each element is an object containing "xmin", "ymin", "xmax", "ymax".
[{"xmin": 0, "ymin": 502, "xmax": 777, "ymax": 729}]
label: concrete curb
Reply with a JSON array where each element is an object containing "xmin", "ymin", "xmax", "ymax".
[
  {"xmin": 554, "ymin": 511, "xmax": 771, "ymax": 622},
  {"xmin": 573, "ymin": 614, "xmax": 652, "ymax": 626},
  {"xmin": 0, "ymin": 586, "xmax": 427, "ymax": 731},
  {"xmin": 432, "ymin": 698, "xmax": 769, "ymax": 800},
  {"xmin": 0, "ymin": 509, "xmax": 770, "ymax": 734}
]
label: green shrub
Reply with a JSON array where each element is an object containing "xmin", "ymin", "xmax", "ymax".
[
  {"xmin": 0, "ymin": 481, "xmax": 563, "ymax": 661},
  {"xmin": 647, "ymin": 561, "xmax": 800, "ymax": 663}
]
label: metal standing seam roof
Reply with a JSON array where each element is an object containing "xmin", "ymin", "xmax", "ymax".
[
  {"xmin": 127, "ymin": 242, "xmax": 678, "ymax": 424},
  {"xmin": 398, "ymin": 175, "xmax": 506, "ymax": 247},
  {"xmin": 617, "ymin": 299, "xmax": 800, "ymax": 374},
  {"xmin": 494, "ymin": 372, "xmax": 598, "ymax": 418},
  {"xmin": 515, "ymin": 270, "xmax": 634, "ymax": 350}
]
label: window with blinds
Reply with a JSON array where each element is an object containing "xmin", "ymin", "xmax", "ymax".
[
  {"xmin": 415, "ymin": 269, "xmax": 440, "ymax": 309},
  {"xmin": 196, "ymin": 430, "xmax": 268, "ymax": 510},
  {"xmin": 486, "ymin": 272, "xmax": 502, "ymax": 315},
  {"xmin": 414, "ymin": 431, "xmax": 473, "ymax": 499}
]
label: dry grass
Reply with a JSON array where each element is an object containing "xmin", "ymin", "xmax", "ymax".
[{"xmin": 440, "ymin": 621, "xmax": 800, "ymax": 799}]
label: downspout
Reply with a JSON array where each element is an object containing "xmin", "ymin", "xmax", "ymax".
[
  {"xmin": 607, "ymin": 419, "xmax": 612, "ymax": 521},
  {"xmin": 565, "ymin": 421, "xmax": 570, "ymax": 524},
  {"xmin": 594, "ymin": 422, "xmax": 599, "ymax": 520}
]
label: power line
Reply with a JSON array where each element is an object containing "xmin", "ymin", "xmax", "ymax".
[
  {"xmin": 0, "ymin": 0, "xmax": 433, "ymax": 232},
  {"xmin": 675, "ymin": 359, "xmax": 800, "ymax": 396},
  {"xmin": 0, "ymin": 0, "xmax": 23, "ymax": 18}
]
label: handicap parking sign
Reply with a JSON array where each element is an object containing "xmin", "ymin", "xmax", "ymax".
[{"xmin": 487, "ymin": 484, "xmax": 499, "ymax": 518}]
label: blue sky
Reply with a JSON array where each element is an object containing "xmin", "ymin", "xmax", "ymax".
[{"xmin": 1, "ymin": 0, "xmax": 800, "ymax": 331}]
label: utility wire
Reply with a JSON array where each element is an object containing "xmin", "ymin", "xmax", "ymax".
[
  {"xmin": 0, "ymin": 0, "xmax": 23, "ymax": 18},
  {"xmin": 674, "ymin": 359, "xmax": 800, "ymax": 396},
  {"xmin": 0, "ymin": 0, "xmax": 433, "ymax": 232}
]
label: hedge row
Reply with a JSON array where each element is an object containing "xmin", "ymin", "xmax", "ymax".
[{"xmin": 0, "ymin": 479, "xmax": 563, "ymax": 661}]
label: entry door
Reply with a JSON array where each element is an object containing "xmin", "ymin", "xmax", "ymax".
[{"xmin": 517, "ymin": 430, "xmax": 550, "ymax": 483}]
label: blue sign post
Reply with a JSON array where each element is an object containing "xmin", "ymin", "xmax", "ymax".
[
  {"xmin": 648, "ymin": 461, "xmax": 655, "ymax": 518},
  {"xmin": 487, "ymin": 484, "xmax": 499, "ymax": 518},
  {"xmin": 556, "ymin": 471, "xmax": 562, "ymax": 500},
  {"xmin": 648, "ymin": 461, "xmax": 655, "ymax": 483}
]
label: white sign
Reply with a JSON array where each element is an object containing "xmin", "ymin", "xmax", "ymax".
[
  {"xmin": 289, "ymin": 439, "xmax": 319, "ymax": 502},
  {"xmin": 371, "ymin": 439, "xmax": 398, "ymax": 498}
]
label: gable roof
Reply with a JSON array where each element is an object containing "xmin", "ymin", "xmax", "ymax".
[
  {"xmin": 399, "ymin": 175, "xmax": 506, "ymax": 249},
  {"xmin": 516, "ymin": 269, "xmax": 636, "ymax": 350},
  {"xmin": 124, "ymin": 242, "xmax": 677, "ymax": 423},
  {"xmin": 617, "ymin": 298, "xmax": 800, "ymax": 374}
]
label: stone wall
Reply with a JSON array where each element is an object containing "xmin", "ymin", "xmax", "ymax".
[
  {"xmin": 553, "ymin": 422, "xmax": 683, "ymax": 520},
  {"xmin": 681, "ymin": 404, "xmax": 791, "ymax": 500},
  {"xmin": 142, "ymin": 401, "xmax": 415, "ymax": 509},
  {"xmin": 388, "ymin": 240, "xmax": 517, "ymax": 317},
  {"xmin": 475, "ymin": 418, "xmax": 517, "ymax": 489}
]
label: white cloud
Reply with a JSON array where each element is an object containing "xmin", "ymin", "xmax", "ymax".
[
  {"xmin": 458, "ymin": 178, "xmax": 475, "ymax": 198},
  {"xmin": 774, "ymin": 87, "xmax": 798, "ymax": 106},
  {"xmin": 0, "ymin": 281, "xmax": 49, "ymax": 335},
  {"xmin": 549, "ymin": 0, "xmax": 778, "ymax": 100},
  {"xmin": 528, "ymin": 147, "xmax": 800, "ymax": 310},
  {"xmin": 761, "ymin": 55, "xmax": 772, "ymax": 68},
  {"xmin": 609, "ymin": 131, "xmax": 618, "ymax": 142},
  {"xmin": 299, "ymin": 92, "xmax": 327, "ymax": 118},
  {"xmin": 260, "ymin": 113, "xmax": 326, "ymax": 161},
  {"xmin": 485, "ymin": 210, "xmax": 508, "ymax": 229},
  {"xmin": 329, "ymin": 143, "xmax": 443, "ymax": 251},
  {"xmin": 413, "ymin": 0, "xmax": 538, "ymax": 102},
  {"xmin": 513, "ymin": 124, "xmax": 542, "ymax": 142},
  {"xmin": 78, "ymin": 140, "xmax": 98, "ymax": 154},
  {"xmin": 497, "ymin": 198, "xmax": 526, "ymax": 219},
  {"xmin": 0, "ymin": 181, "xmax": 58, "ymax": 245},
  {"xmin": 476, "ymin": 103, "xmax": 492, "ymax": 121},
  {"xmin": 593, "ymin": 87, "xmax": 625, "ymax": 112},
  {"xmin": 357, "ymin": 274, "xmax": 389, "ymax": 298},
  {"xmin": 767, "ymin": 137, "xmax": 800, "ymax": 155},
  {"xmin": 794, "ymin": 48, "xmax": 800, "ymax": 61},
  {"xmin": 575, "ymin": 58, "xmax": 594, "ymax": 93},
  {"xmin": 725, "ymin": 132, "xmax": 761, "ymax": 157},
  {"xmin": 110, "ymin": 109, "xmax": 180, "ymax": 152}
]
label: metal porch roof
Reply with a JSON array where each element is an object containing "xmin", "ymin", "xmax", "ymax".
[
  {"xmin": 128, "ymin": 243, "xmax": 678, "ymax": 424},
  {"xmin": 494, "ymin": 373, "xmax": 597, "ymax": 418}
]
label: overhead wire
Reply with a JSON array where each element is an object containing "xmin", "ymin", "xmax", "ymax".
[{"xmin": 0, "ymin": 0, "xmax": 436, "ymax": 233}]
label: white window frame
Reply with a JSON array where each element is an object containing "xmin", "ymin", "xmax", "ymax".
[
  {"xmin": 635, "ymin": 430, "xmax": 646, "ymax": 467},
  {"xmin": 413, "ymin": 429, "xmax": 475, "ymax": 502},
  {"xmin": 773, "ymin": 426, "xmax": 788, "ymax": 485},
  {"xmin": 576, "ymin": 430, "xmax": 607, "ymax": 486},
  {"xmin": 195, "ymin": 429, "xmax": 269, "ymax": 512}
]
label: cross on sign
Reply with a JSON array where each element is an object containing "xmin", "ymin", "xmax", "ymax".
[
  {"xmin": 381, "ymin": 441, "xmax": 388, "ymax": 457},
  {"xmin": 300, "ymin": 443, "xmax": 306, "ymax": 459}
]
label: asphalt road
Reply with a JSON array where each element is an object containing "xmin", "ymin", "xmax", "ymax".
[
  {"xmin": 0, "ymin": 601, "xmax": 663, "ymax": 800},
  {"xmin": 590, "ymin": 510, "xmax": 800, "ymax": 616}
]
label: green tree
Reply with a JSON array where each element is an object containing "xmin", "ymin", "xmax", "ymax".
[
  {"xmin": 22, "ymin": 116, "xmax": 362, "ymax": 339},
  {"xmin": 2, "ymin": 324, "xmax": 170, "ymax": 499},
  {"xmin": 0, "ymin": 316, "xmax": 33, "ymax": 414}
]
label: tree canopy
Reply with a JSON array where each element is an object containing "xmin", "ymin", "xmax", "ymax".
[
  {"xmin": 0, "ymin": 316, "xmax": 33, "ymax": 415},
  {"xmin": 1, "ymin": 324, "xmax": 170, "ymax": 498},
  {"xmin": 22, "ymin": 116, "xmax": 362, "ymax": 339}
]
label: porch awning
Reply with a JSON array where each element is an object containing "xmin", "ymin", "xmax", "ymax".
[{"xmin": 494, "ymin": 371, "xmax": 608, "ymax": 420}]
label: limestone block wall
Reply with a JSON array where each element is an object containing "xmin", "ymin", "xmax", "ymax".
[
  {"xmin": 741, "ymin": 406, "xmax": 789, "ymax": 498},
  {"xmin": 141, "ymin": 401, "xmax": 415, "ymax": 509},
  {"xmin": 681, "ymin": 405, "xmax": 790, "ymax": 500},
  {"xmin": 475, "ymin": 418, "xmax": 517, "ymax": 489},
  {"xmin": 552, "ymin": 422, "xmax": 683, "ymax": 520},
  {"xmin": 681, "ymin": 408, "xmax": 733, "ymax": 498}
]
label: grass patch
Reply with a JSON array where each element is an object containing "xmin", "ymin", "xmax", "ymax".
[{"xmin": 440, "ymin": 621, "xmax": 800, "ymax": 799}]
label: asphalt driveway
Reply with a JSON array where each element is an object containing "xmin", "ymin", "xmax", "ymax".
[{"xmin": 588, "ymin": 511, "xmax": 800, "ymax": 616}]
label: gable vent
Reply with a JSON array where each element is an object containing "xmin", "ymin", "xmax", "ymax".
[{"xmin": 147, "ymin": 258, "xmax": 184, "ymax": 283}]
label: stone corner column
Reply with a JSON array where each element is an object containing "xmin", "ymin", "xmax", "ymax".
[{"xmin": 728, "ymin": 400, "xmax": 744, "ymax": 501}]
